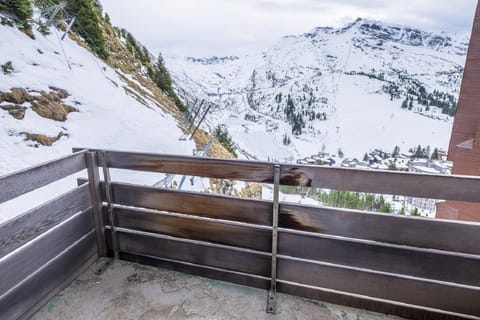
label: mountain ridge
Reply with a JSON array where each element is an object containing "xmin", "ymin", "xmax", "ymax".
[{"xmin": 166, "ymin": 18, "xmax": 467, "ymax": 161}]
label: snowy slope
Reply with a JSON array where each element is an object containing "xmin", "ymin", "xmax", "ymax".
[
  {"xmin": 166, "ymin": 18, "xmax": 468, "ymax": 161},
  {"xmin": 0, "ymin": 23, "xmax": 195, "ymax": 175},
  {"xmin": 0, "ymin": 20, "xmax": 199, "ymax": 223}
]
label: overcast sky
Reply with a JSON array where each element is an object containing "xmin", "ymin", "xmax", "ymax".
[{"xmin": 101, "ymin": 0, "xmax": 477, "ymax": 57}]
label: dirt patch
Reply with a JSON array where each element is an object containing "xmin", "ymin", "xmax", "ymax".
[
  {"xmin": 22, "ymin": 132, "xmax": 69, "ymax": 146},
  {"xmin": 0, "ymin": 104, "xmax": 27, "ymax": 119},
  {"xmin": 0, "ymin": 87, "xmax": 33, "ymax": 104},
  {"xmin": 49, "ymin": 86, "xmax": 70, "ymax": 99},
  {"xmin": 31, "ymin": 99, "xmax": 76, "ymax": 121},
  {"xmin": 31, "ymin": 88, "xmax": 76, "ymax": 121},
  {"xmin": 0, "ymin": 87, "xmax": 76, "ymax": 121},
  {"xmin": 191, "ymin": 129, "xmax": 234, "ymax": 159}
]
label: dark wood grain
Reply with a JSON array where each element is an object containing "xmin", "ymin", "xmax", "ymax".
[
  {"xmin": 277, "ymin": 281, "xmax": 469, "ymax": 320},
  {"xmin": 103, "ymin": 149, "xmax": 480, "ymax": 202},
  {"xmin": 111, "ymin": 182, "xmax": 272, "ymax": 225},
  {"xmin": 104, "ymin": 150, "xmax": 274, "ymax": 182},
  {"xmin": 0, "ymin": 209, "xmax": 94, "ymax": 295},
  {"xmin": 121, "ymin": 252, "xmax": 270, "ymax": 290},
  {"xmin": 0, "ymin": 150, "xmax": 86, "ymax": 204},
  {"xmin": 279, "ymin": 203, "xmax": 480, "ymax": 255},
  {"xmin": 279, "ymin": 230, "xmax": 480, "ymax": 286},
  {"xmin": 277, "ymin": 257, "xmax": 480, "ymax": 317},
  {"xmin": 118, "ymin": 231, "xmax": 271, "ymax": 277},
  {"xmin": 278, "ymin": 165, "xmax": 480, "ymax": 202},
  {"xmin": 112, "ymin": 207, "xmax": 271, "ymax": 252},
  {"xmin": 85, "ymin": 151, "xmax": 107, "ymax": 257},
  {"xmin": 0, "ymin": 184, "xmax": 90, "ymax": 258},
  {"xmin": 0, "ymin": 232, "xmax": 97, "ymax": 320}
]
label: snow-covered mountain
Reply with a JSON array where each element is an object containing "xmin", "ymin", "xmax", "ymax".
[{"xmin": 166, "ymin": 18, "xmax": 468, "ymax": 161}]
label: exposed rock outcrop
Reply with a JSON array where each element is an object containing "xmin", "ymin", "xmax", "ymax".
[
  {"xmin": 0, "ymin": 88, "xmax": 33, "ymax": 104},
  {"xmin": 0, "ymin": 87, "xmax": 77, "ymax": 121},
  {"xmin": 0, "ymin": 104, "xmax": 27, "ymax": 119},
  {"xmin": 21, "ymin": 132, "xmax": 68, "ymax": 146}
]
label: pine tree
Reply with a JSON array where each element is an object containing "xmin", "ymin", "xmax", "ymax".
[
  {"xmin": 104, "ymin": 12, "xmax": 111, "ymax": 24},
  {"xmin": 415, "ymin": 145, "xmax": 422, "ymax": 158},
  {"xmin": 66, "ymin": 0, "xmax": 108, "ymax": 60},
  {"xmin": 431, "ymin": 148, "xmax": 439, "ymax": 160},
  {"xmin": 214, "ymin": 125, "xmax": 236, "ymax": 156},
  {"xmin": 411, "ymin": 207, "xmax": 420, "ymax": 216},
  {"xmin": 149, "ymin": 54, "xmax": 186, "ymax": 112},
  {"xmin": 392, "ymin": 145, "xmax": 400, "ymax": 158},
  {"xmin": 0, "ymin": 0, "xmax": 33, "ymax": 25}
]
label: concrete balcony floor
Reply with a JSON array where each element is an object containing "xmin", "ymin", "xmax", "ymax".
[{"xmin": 32, "ymin": 259, "xmax": 404, "ymax": 320}]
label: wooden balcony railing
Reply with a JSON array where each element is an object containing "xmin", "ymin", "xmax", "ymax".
[{"xmin": 1, "ymin": 148, "xmax": 480, "ymax": 320}]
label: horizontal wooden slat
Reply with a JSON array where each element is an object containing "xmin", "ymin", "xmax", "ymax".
[
  {"xmin": 279, "ymin": 203, "xmax": 480, "ymax": 255},
  {"xmin": 277, "ymin": 257, "xmax": 480, "ymax": 317},
  {"xmin": 104, "ymin": 150, "xmax": 274, "ymax": 182},
  {"xmin": 113, "ymin": 207, "xmax": 271, "ymax": 252},
  {"xmin": 0, "ymin": 184, "xmax": 91, "ymax": 258},
  {"xmin": 279, "ymin": 230, "xmax": 480, "ymax": 286},
  {"xmin": 0, "ymin": 231, "xmax": 97, "ymax": 320},
  {"xmin": 279, "ymin": 165, "xmax": 480, "ymax": 202},
  {"xmin": 121, "ymin": 252, "xmax": 270, "ymax": 290},
  {"xmin": 102, "ymin": 149, "xmax": 480, "ymax": 201},
  {"xmin": 0, "ymin": 150, "xmax": 87, "ymax": 204},
  {"xmin": 118, "ymin": 230, "xmax": 271, "ymax": 277},
  {"xmin": 111, "ymin": 182, "xmax": 272, "ymax": 225},
  {"xmin": 276, "ymin": 282, "xmax": 474, "ymax": 320},
  {"xmin": 0, "ymin": 209, "xmax": 94, "ymax": 295}
]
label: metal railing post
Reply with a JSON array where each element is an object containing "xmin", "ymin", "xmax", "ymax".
[
  {"xmin": 99, "ymin": 151, "xmax": 120, "ymax": 259},
  {"xmin": 267, "ymin": 164, "xmax": 281, "ymax": 314}
]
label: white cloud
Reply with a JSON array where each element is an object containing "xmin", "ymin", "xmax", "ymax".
[{"xmin": 100, "ymin": 0, "xmax": 477, "ymax": 57}]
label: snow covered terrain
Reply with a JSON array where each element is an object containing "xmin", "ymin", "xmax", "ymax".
[
  {"xmin": 166, "ymin": 18, "xmax": 468, "ymax": 161},
  {"xmin": 0, "ymin": 24, "xmax": 194, "ymax": 175},
  {"xmin": 0, "ymin": 16, "xmax": 469, "ymax": 223},
  {"xmin": 0, "ymin": 19, "xmax": 198, "ymax": 222}
]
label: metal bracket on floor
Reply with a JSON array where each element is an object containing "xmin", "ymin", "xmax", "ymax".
[
  {"xmin": 267, "ymin": 164, "xmax": 281, "ymax": 314},
  {"xmin": 99, "ymin": 151, "xmax": 120, "ymax": 259}
]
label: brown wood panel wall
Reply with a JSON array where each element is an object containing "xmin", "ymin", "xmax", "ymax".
[
  {"xmin": 0, "ymin": 151, "xmax": 97, "ymax": 320},
  {"xmin": 0, "ymin": 209, "xmax": 94, "ymax": 296},
  {"xmin": 277, "ymin": 257, "xmax": 480, "ymax": 317},
  {"xmin": 113, "ymin": 207, "xmax": 271, "ymax": 252},
  {"xmin": 104, "ymin": 150, "xmax": 480, "ymax": 202},
  {"xmin": 0, "ymin": 184, "xmax": 91, "ymax": 258},
  {"xmin": 0, "ymin": 232, "xmax": 97, "ymax": 320},
  {"xmin": 0, "ymin": 150, "xmax": 87, "ymax": 204},
  {"xmin": 279, "ymin": 203, "xmax": 480, "ymax": 255},
  {"xmin": 105, "ymin": 179, "xmax": 480, "ymax": 319}
]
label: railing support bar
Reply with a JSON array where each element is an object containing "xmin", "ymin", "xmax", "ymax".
[
  {"xmin": 267, "ymin": 164, "xmax": 281, "ymax": 314},
  {"xmin": 99, "ymin": 152, "xmax": 120, "ymax": 258},
  {"xmin": 85, "ymin": 151, "xmax": 106, "ymax": 257}
]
